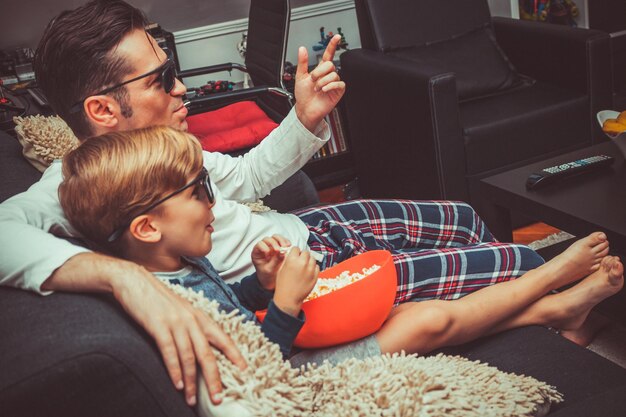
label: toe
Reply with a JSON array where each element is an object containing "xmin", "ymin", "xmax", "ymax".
[
  {"xmin": 601, "ymin": 256, "xmax": 616, "ymax": 271},
  {"xmin": 609, "ymin": 261, "xmax": 624, "ymax": 287},
  {"xmin": 589, "ymin": 232, "xmax": 607, "ymax": 246},
  {"xmin": 594, "ymin": 242, "xmax": 610, "ymax": 256}
]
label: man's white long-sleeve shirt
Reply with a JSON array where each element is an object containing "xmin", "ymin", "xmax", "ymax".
[{"xmin": 0, "ymin": 109, "xmax": 329, "ymax": 294}]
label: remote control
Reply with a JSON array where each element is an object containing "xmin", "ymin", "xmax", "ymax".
[{"xmin": 526, "ymin": 155, "xmax": 614, "ymax": 190}]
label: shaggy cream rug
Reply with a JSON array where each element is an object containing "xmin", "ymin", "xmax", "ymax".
[{"xmin": 165, "ymin": 282, "xmax": 563, "ymax": 417}]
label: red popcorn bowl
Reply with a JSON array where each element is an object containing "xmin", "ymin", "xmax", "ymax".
[{"xmin": 256, "ymin": 250, "xmax": 396, "ymax": 349}]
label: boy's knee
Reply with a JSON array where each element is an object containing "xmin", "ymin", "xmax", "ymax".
[{"xmin": 417, "ymin": 305, "xmax": 453, "ymax": 338}]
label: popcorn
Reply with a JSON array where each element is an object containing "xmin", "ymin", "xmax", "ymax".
[
  {"xmin": 304, "ymin": 264, "xmax": 381, "ymax": 302},
  {"xmin": 279, "ymin": 246, "xmax": 324, "ymax": 262}
]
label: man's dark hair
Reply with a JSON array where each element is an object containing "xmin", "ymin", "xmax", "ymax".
[{"xmin": 34, "ymin": 0, "xmax": 148, "ymax": 139}]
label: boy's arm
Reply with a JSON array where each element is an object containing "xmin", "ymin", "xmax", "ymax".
[
  {"xmin": 228, "ymin": 272, "xmax": 274, "ymax": 312},
  {"xmin": 260, "ymin": 300, "xmax": 305, "ymax": 359},
  {"xmin": 258, "ymin": 247, "xmax": 319, "ymax": 358},
  {"xmin": 229, "ymin": 274, "xmax": 305, "ymax": 358}
]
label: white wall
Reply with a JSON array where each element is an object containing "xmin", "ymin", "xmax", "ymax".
[
  {"xmin": 488, "ymin": 0, "xmax": 515, "ymax": 18},
  {"xmin": 174, "ymin": 0, "xmax": 359, "ymax": 88},
  {"xmin": 0, "ymin": 0, "xmax": 325, "ymax": 50}
]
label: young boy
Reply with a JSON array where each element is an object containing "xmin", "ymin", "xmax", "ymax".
[
  {"xmin": 59, "ymin": 126, "xmax": 319, "ymax": 364},
  {"xmin": 59, "ymin": 126, "xmax": 624, "ymax": 370}
]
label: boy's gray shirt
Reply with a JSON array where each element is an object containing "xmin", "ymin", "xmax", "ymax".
[{"xmin": 156, "ymin": 256, "xmax": 305, "ymax": 358}]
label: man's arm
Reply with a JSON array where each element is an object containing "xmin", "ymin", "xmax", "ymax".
[
  {"xmin": 293, "ymin": 34, "xmax": 346, "ymax": 132},
  {"xmin": 42, "ymin": 252, "xmax": 246, "ymax": 406},
  {"xmin": 203, "ymin": 108, "xmax": 328, "ymax": 201},
  {"xmin": 204, "ymin": 36, "xmax": 345, "ymax": 202},
  {"xmin": 0, "ymin": 163, "xmax": 91, "ymax": 292}
]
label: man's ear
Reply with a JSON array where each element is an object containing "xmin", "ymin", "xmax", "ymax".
[
  {"xmin": 83, "ymin": 95, "xmax": 120, "ymax": 130},
  {"xmin": 129, "ymin": 215, "xmax": 162, "ymax": 243}
]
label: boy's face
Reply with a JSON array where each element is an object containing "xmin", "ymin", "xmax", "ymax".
[
  {"xmin": 110, "ymin": 29, "xmax": 189, "ymax": 132},
  {"xmin": 154, "ymin": 173, "xmax": 215, "ymax": 258}
]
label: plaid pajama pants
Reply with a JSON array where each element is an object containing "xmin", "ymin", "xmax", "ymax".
[{"xmin": 295, "ymin": 199, "xmax": 544, "ymax": 305}]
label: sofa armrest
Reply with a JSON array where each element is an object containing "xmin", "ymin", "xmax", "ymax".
[
  {"xmin": 493, "ymin": 17, "xmax": 613, "ymax": 142},
  {"xmin": 340, "ymin": 48, "xmax": 468, "ymax": 200},
  {"xmin": 493, "ymin": 17, "xmax": 612, "ymax": 96},
  {"xmin": 0, "ymin": 287, "xmax": 196, "ymax": 417}
]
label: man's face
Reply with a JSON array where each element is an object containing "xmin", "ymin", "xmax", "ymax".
[{"xmin": 112, "ymin": 29, "xmax": 188, "ymax": 132}]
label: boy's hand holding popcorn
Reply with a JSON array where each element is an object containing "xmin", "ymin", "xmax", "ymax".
[
  {"xmin": 251, "ymin": 235, "xmax": 292, "ymax": 290},
  {"xmin": 273, "ymin": 247, "xmax": 320, "ymax": 317},
  {"xmin": 251, "ymin": 235, "xmax": 319, "ymax": 317}
]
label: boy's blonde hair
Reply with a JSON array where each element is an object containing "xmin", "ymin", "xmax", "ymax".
[{"xmin": 59, "ymin": 126, "xmax": 204, "ymax": 253}]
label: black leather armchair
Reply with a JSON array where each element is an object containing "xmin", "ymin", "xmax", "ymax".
[{"xmin": 340, "ymin": 0, "xmax": 612, "ymax": 208}]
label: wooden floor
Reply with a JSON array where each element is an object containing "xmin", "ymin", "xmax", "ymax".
[{"xmin": 317, "ymin": 185, "xmax": 559, "ymax": 244}]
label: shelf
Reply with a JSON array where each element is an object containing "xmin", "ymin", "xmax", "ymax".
[{"xmin": 303, "ymin": 98, "xmax": 355, "ymax": 189}]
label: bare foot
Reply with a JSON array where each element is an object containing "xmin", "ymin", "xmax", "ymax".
[
  {"xmin": 539, "ymin": 232, "xmax": 609, "ymax": 290},
  {"xmin": 548, "ymin": 256, "xmax": 624, "ymax": 344},
  {"xmin": 560, "ymin": 311, "xmax": 611, "ymax": 347}
]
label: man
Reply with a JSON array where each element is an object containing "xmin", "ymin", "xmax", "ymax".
[
  {"xmin": 2, "ymin": 0, "xmax": 343, "ymax": 407},
  {"xmin": 0, "ymin": 0, "xmax": 547, "ymax": 409}
]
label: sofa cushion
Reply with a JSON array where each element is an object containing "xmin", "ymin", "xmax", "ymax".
[
  {"xmin": 0, "ymin": 287, "xmax": 195, "ymax": 417},
  {"xmin": 390, "ymin": 26, "xmax": 523, "ymax": 101},
  {"xmin": 460, "ymin": 81, "xmax": 590, "ymax": 175},
  {"xmin": 440, "ymin": 325, "xmax": 626, "ymax": 414}
]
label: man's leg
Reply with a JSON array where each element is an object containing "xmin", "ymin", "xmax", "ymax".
[
  {"xmin": 375, "ymin": 234, "xmax": 615, "ymax": 354},
  {"xmin": 297, "ymin": 199, "xmax": 545, "ymax": 303}
]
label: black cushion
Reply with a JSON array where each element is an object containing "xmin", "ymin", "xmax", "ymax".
[
  {"xmin": 390, "ymin": 26, "xmax": 522, "ymax": 100},
  {"xmin": 263, "ymin": 169, "xmax": 320, "ymax": 213},
  {"xmin": 0, "ymin": 132, "xmax": 42, "ymax": 203},
  {"xmin": 460, "ymin": 81, "xmax": 589, "ymax": 174}
]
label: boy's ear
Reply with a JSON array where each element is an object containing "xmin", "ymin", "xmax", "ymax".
[
  {"xmin": 129, "ymin": 215, "xmax": 162, "ymax": 243},
  {"xmin": 83, "ymin": 95, "xmax": 120, "ymax": 130}
]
